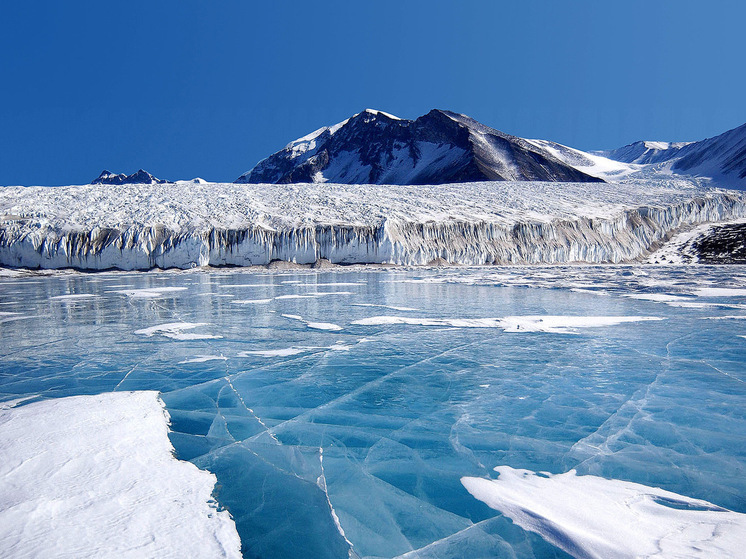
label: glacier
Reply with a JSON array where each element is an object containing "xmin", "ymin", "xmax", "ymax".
[
  {"xmin": 1, "ymin": 179, "xmax": 745, "ymax": 270},
  {"xmin": 1, "ymin": 265, "xmax": 745, "ymax": 558}
]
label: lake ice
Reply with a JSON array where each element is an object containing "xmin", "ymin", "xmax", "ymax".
[{"xmin": 1, "ymin": 265, "xmax": 745, "ymax": 558}]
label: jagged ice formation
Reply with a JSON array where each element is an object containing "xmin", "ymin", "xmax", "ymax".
[{"xmin": 0, "ymin": 180, "xmax": 744, "ymax": 270}]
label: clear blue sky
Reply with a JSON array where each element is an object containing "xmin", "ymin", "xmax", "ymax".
[{"xmin": 1, "ymin": 0, "xmax": 744, "ymax": 185}]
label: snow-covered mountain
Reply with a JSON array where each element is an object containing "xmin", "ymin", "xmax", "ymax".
[
  {"xmin": 91, "ymin": 169, "xmax": 168, "ymax": 185},
  {"xmin": 601, "ymin": 123, "xmax": 746, "ymax": 188},
  {"xmin": 236, "ymin": 109, "xmax": 604, "ymax": 185},
  {"xmin": 597, "ymin": 141, "xmax": 692, "ymax": 165}
]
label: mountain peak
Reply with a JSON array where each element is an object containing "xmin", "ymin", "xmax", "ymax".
[
  {"xmin": 359, "ymin": 108, "xmax": 401, "ymax": 120},
  {"xmin": 236, "ymin": 109, "xmax": 603, "ymax": 185},
  {"xmin": 91, "ymin": 169, "xmax": 169, "ymax": 185}
]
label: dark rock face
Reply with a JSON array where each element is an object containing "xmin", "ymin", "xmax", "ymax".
[
  {"xmin": 91, "ymin": 169, "xmax": 168, "ymax": 185},
  {"xmin": 236, "ymin": 109, "xmax": 604, "ymax": 185},
  {"xmin": 672, "ymin": 123, "xmax": 746, "ymax": 180},
  {"xmin": 693, "ymin": 223, "xmax": 746, "ymax": 263}
]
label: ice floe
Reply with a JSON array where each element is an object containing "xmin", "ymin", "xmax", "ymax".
[
  {"xmin": 462, "ymin": 466, "xmax": 746, "ymax": 559},
  {"xmin": 0, "ymin": 391, "xmax": 240, "ymax": 558},
  {"xmin": 178, "ymin": 355, "xmax": 229, "ymax": 364},
  {"xmin": 281, "ymin": 313, "xmax": 343, "ymax": 331},
  {"xmin": 352, "ymin": 303, "xmax": 419, "ymax": 311},
  {"xmin": 239, "ymin": 347, "xmax": 309, "ymax": 357},
  {"xmin": 134, "ymin": 322, "xmax": 223, "ymax": 340},
  {"xmin": 238, "ymin": 341, "xmax": 353, "ymax": 358}
]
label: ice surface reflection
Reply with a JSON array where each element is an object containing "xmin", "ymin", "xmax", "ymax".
[{"xmin": 1, "ymin": 265, "xmax": 745, "ymax": 558}]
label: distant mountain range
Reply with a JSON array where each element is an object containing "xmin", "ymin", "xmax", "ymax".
[
  {"xmin": 92, "ymin": 170, "xmax": 168, "ymax": 185},
  {"xmin": 598, "ymin": 122, "xmax": 746, "ymax": 188},
  {"xmin": 88, "ymin": 111, "xmax": 746, "ymax": 189},
  {"xmin": 235, "ymin": 110, "xmax": 745, "ymax": 189}
]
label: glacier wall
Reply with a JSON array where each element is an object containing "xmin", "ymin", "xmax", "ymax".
[{"xmin": 1, "ymin": 191, "xmax": 745, "ymax": 270}]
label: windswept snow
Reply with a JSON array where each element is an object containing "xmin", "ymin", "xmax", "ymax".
[
  {"xmin": 463, "ymin": 467, "xmax": 746, "ymax": 559},
  {"xmin": 134, "ymin": 322, "xmax": 222, "ymax": 340},
  {"xmin": 0, "ymin": 392, "xmax": 241, "ymax": 558}
]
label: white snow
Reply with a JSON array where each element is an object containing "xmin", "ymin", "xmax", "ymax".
[
  {"xmin": 624, "ymin": 293, "xmax": 693, "ymax": 302},
  {"xmin": 178, "ymin": 355, "xmax": 228, "ymax": 364},
  {"xmin": 134, "ymin": 322, "xmax": 223, "ymax": 340},
  {"xmin": 1, "ymin": 179, "xmax": 744, "ymax": 269},
  {"xmin": 238, "ymin": 341, "xmax": 353, "ymax": 357},
  {"xmin": 462, "ymin": 466, "xmax": 746, "ymax": 559},
  {"xmin": 353, "ymin": 303, "xmax": 419, "ymax": 311},
  {"xmin": 352, "ymin": 315, "xmax": 662, "ymax": 334},
  {"xmin": 281, "ymin": 313, "xmax": 343, "ymax": 331},
  {"xmin": 239, "ymin": 348, "xmax": 308, "ymax": 357},
  {"xmin": 50, "ymin": 293, "xmax": 98, "ymax": 300},
  {"xmin": 0, "ymin": 391, "xmax": 241, "ymax": 558},
  {"xmin": 526, "ymin": 138, "xmax": 640, "ymax": 180},
  {"xmin": 111, "ymin": 287, "xmax": 188, "ymax": 298},
  {"xmin": 692, "ymin": 288, "xmax": 746, "ymax": 297}
]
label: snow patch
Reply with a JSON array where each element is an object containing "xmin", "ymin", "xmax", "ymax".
[
  {"xmin": 281, "ymin": 313, "xmax": 343, "ymax": 331},
  {"xmin": 134, "ymin": 322, "xmax": 222, "ymax": 340},
  {"xmin": 111, "ymin": 287, "xmax": 188, "ymax": 299},
  {"xmin": 692, "ymin": 288, "xmax": 746, "ymax": 297},
  {"xmin": 462, "ymin": 466, "xmax": 745, "ymax": 559},
  {"xmin": 178, "ymin": 355, "xmax": 228, "ymax": 364},
  {"xmin": 0, "ymin": 391, "xmax": 241, "ymax": 558}
]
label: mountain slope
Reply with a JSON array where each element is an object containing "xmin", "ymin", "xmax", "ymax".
[
  {"xmin": 601, "ymin": 123, "xmax": 746, "ymax": 188},
  {"xmin": 671, "ymin": 123, "xmax": 746, "ymax": 187},
  {"xmin": 597, "ymin": 141, "xmax": 692, "ymax": 165},
  {"xmin": 236, "ymin": 109, "xmax": 604, "ymax": 185}
]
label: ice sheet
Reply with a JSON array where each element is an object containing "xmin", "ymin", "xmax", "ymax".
[
  {"xmin": 112, "ymin": 286, "xmax": 188, "ymax": 298},
  {"xmin": 0, "ymin": 392, "xmax": 240, "ymax": 558},
  {"xmin": 462, "ymin": 466, "xmax": 746, "ymax": 559},
  {"xmin": 2, "ymin": 266, "xmax": 745, "ymax": 558},
  {"xmin": 352, "ymin": 315, "xmax": 663, "ymax": 334}
]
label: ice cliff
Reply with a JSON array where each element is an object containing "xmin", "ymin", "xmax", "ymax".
[{"xmin": 1, "ymin": 180, "xmax": 744, "ymax": 270}]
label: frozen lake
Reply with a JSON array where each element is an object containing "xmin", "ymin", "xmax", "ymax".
[{"xmin": 2, "ymin": 265, "xmax": 745, "ymax": 558}]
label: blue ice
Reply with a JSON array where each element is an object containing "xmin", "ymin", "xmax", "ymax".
[{"xmin": 1, "ymin": 265, "xmax": 745, "ymax": 558}]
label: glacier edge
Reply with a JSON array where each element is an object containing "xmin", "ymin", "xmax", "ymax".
[{"xmin": 1, "ymin": 182, "xmax": 744, "ymax": 270}]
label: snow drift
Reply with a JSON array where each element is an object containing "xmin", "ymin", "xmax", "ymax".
[
  {"xmin": 0, "ymin": 180, "xmax": 744, "ymax": 270},
  {"xmin": 0, "ymin": 392, "xmax": 241, "ymax": 558}
]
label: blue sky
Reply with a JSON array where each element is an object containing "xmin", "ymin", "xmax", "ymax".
[{"xmin": 1, "ymin": 0, "xmax": 744, "ymax": 185}]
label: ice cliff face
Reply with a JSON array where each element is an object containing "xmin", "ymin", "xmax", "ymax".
[
  {"xmin": 1, "ymin": 180, "xmax": 744, "ymax": 270},
  {"xmin": 236, "ymin": 109, "xmax": 604, "ymax": 185}
]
